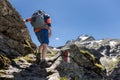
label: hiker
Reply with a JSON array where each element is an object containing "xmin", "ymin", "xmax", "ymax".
[{"xmin": 25, "ymin": 10, "xmax": 52, "ymax": 66}]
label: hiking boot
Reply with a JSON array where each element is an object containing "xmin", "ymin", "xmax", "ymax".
[
  {"xmin": 36, "ymin": 53, "xmax": 41, "ymax": 65},
  {"xmin": 40, "ymin": 60, "xmax": 50, "ymax": 68}
]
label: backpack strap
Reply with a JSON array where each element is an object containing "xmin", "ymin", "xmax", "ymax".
[{"xmin": 34, "ymin": 26, "xmax": 49, "ymax": 32}]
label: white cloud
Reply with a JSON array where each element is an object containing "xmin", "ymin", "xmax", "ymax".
[{"xmin": 55, "ymin": 37, "xmax": 59, "ymax": 40}]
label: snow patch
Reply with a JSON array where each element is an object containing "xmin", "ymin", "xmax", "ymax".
[
  {"xmin": 79, "ymin": 36, "xmax": 88, "ymax": 41},
  {"xmin": 95, "ymin": 40, "xmax": 103, "ymax": 43},
  {"xmin": 94, "ymin": 40, "xmax": 103, "ymax": 45},
  {"xmin": 109, "ymin": 41, "xmax": 117, "ymax": 47}
]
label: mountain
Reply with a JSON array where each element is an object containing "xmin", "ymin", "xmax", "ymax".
[
  {"xmin": 64, "ymin": 35, "xmax": 120, "ymax": 80},
  {"xmin": 66, "ymin": 35, "xmax": 120, "ymax": 57},
  {"xmin": 0, "ymin": 0, "xmax": 120, "ymax": 80}
]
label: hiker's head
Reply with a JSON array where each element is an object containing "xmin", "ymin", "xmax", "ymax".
[{"xmin": 32, "ymin": 10, "xmax": 45, "ymax": 16}]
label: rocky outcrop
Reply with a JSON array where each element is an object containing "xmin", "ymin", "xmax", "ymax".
[
  {"xmin": 65, "ymin": 35, "xmax": 120, "ymax": 80},
  {"xmin": 0, "ymin": 0, "xmax": 36, "ymax": 71},
  {"xmin": 0, "ymin": 0, "xmax": 36, "ymax": 60},
  {"xmin": 0, "ymin": 45, "xmax": 106, "ymax": 80},
  {"xmin": 0, "ymin": 54, "xmax": 11, "ymax": 69},
  {"xmin": 0, "ymin": 35, "xmax": 120, "ymax": 80}
]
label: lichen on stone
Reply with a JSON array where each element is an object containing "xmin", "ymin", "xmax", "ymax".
[{"xmin": 0, "ymin": 54, "xmax": 11, "ymax": 69}]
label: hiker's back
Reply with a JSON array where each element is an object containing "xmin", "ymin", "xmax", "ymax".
[{"xmin": 30, "ymin": 10, "xmax": 47, "ymax": 28}]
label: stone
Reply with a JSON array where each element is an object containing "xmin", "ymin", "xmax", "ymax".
[{"xmin": 0, "ymin": 0, "xmax": 36, "ymax": 59}]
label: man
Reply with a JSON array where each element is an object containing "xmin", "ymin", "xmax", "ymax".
[{"xmin": 25, "ymin": 10, "xmax": 52, "ymax": 66}]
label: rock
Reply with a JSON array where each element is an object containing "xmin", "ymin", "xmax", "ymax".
[
  {"xmin": 0, "ymin": 54, "xmax": 11, "ymax": 69},
  {"xmin": 64, "ymin": 35, "xmax": 120, "ymax": 80},
  {"xmin": 109, "ymin": 61, "xmax": 120, "ymax": 80},
  {"xmin": 56, "ymin": 45, "xmax": 106, "ymax": 80},
  {"xmin": 0, "ymin": 0, "xmax": 36, "ymax": 59}
]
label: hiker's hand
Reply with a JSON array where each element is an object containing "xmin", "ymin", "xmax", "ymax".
[
  {"xmin": 48, "ymin": 27, "xmax": 52, "ymax": 37},
  {"xmin": 49, "ymin": 32, "xmax": 52, "ymax": 37},
  {"xmin": 24, "ymin": 20, "xmax": 26, "ymax": 24}
]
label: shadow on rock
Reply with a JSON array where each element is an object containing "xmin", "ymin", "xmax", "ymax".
[{"xmin": 13, "ymin": 63, "xmax": 48, "ymax": 80}]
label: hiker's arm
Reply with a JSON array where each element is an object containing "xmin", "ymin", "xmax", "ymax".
[
  {"xmin": 48, "ymin": 27, "xmax": 52, "ymax": 37},
  {"xmin": 46, "ymin": 17, "xmax": 51, "ymax": 26},
  {"xmin": 46, "ymin": 17, "xmax": 52, "ymax": 37},
  {"xmin": 25, "ymin": 17, "xmax": 31, "ymax": 22}
]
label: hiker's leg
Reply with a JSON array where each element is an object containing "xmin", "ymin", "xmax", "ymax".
[
  {"xmin": 40, "ymin": 43, "xmax": 50, "ymax": 68},
  {"xmin": 36, "ymin": 44, "xmax": 43, "ymax": 64},
  {"xmin": 41, "ymin": 43, "xmax": 48, "ymax": 60},
  {"xmin": 39, "ymin": 44, "xmax": 43, "ymax": 53}
]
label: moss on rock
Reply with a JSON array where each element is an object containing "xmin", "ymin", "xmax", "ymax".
[
  {"xmin": 80, "ymin": 49, "xmax": 104, "ymax": 70},
  {"xmin": 0, "ymin": 54, "xmax": 11, "ymax": 69}
]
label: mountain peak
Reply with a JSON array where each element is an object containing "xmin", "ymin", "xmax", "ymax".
[
  {"xmin": 66, "ymin": 35, "xmax": 95, "ymax": 45},
  {"xmin": 77, "ymin": 35, "xmax": 95, "ymax": 42}
]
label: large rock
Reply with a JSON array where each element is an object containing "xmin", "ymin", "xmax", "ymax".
[
  {"xmin": 56, "ymin": 45, "xmax": 106, "ymax": 80},
  {"xmin": 0, "ymin": 0, "xmax": 36, "ymax": 59},
  {"xmin": 65, "ymin": 35, "xmax": 120, "ymax": 80}
]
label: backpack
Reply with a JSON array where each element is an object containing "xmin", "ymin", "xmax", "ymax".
[{"xmin": 30, "ymin": 10, "xmax": 47, "ymax": 28}]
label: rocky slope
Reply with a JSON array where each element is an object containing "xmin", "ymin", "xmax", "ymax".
[
  {"xmin": 0, "ymin": 0, "xmax": 120, "ymax": 80},
  {"xmin": 0, "ymin": 35, "xmax": 120, "ymax": 80},
  {"xmin": 0, "ymin": 0, "xmax": 36, "ymax": 67},
  {"xmin": 65, "ymin": 35, "xmax": 120, "ymax": 80}
]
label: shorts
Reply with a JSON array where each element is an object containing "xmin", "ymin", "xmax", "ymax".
[{"xmin": 35, "ymin": 29, "xmax": 49, "ymax": 45}]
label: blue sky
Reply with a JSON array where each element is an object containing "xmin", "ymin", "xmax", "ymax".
[{"xmin": 9, "ymin": 0, "xmax": 120, "ymax": 47}]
